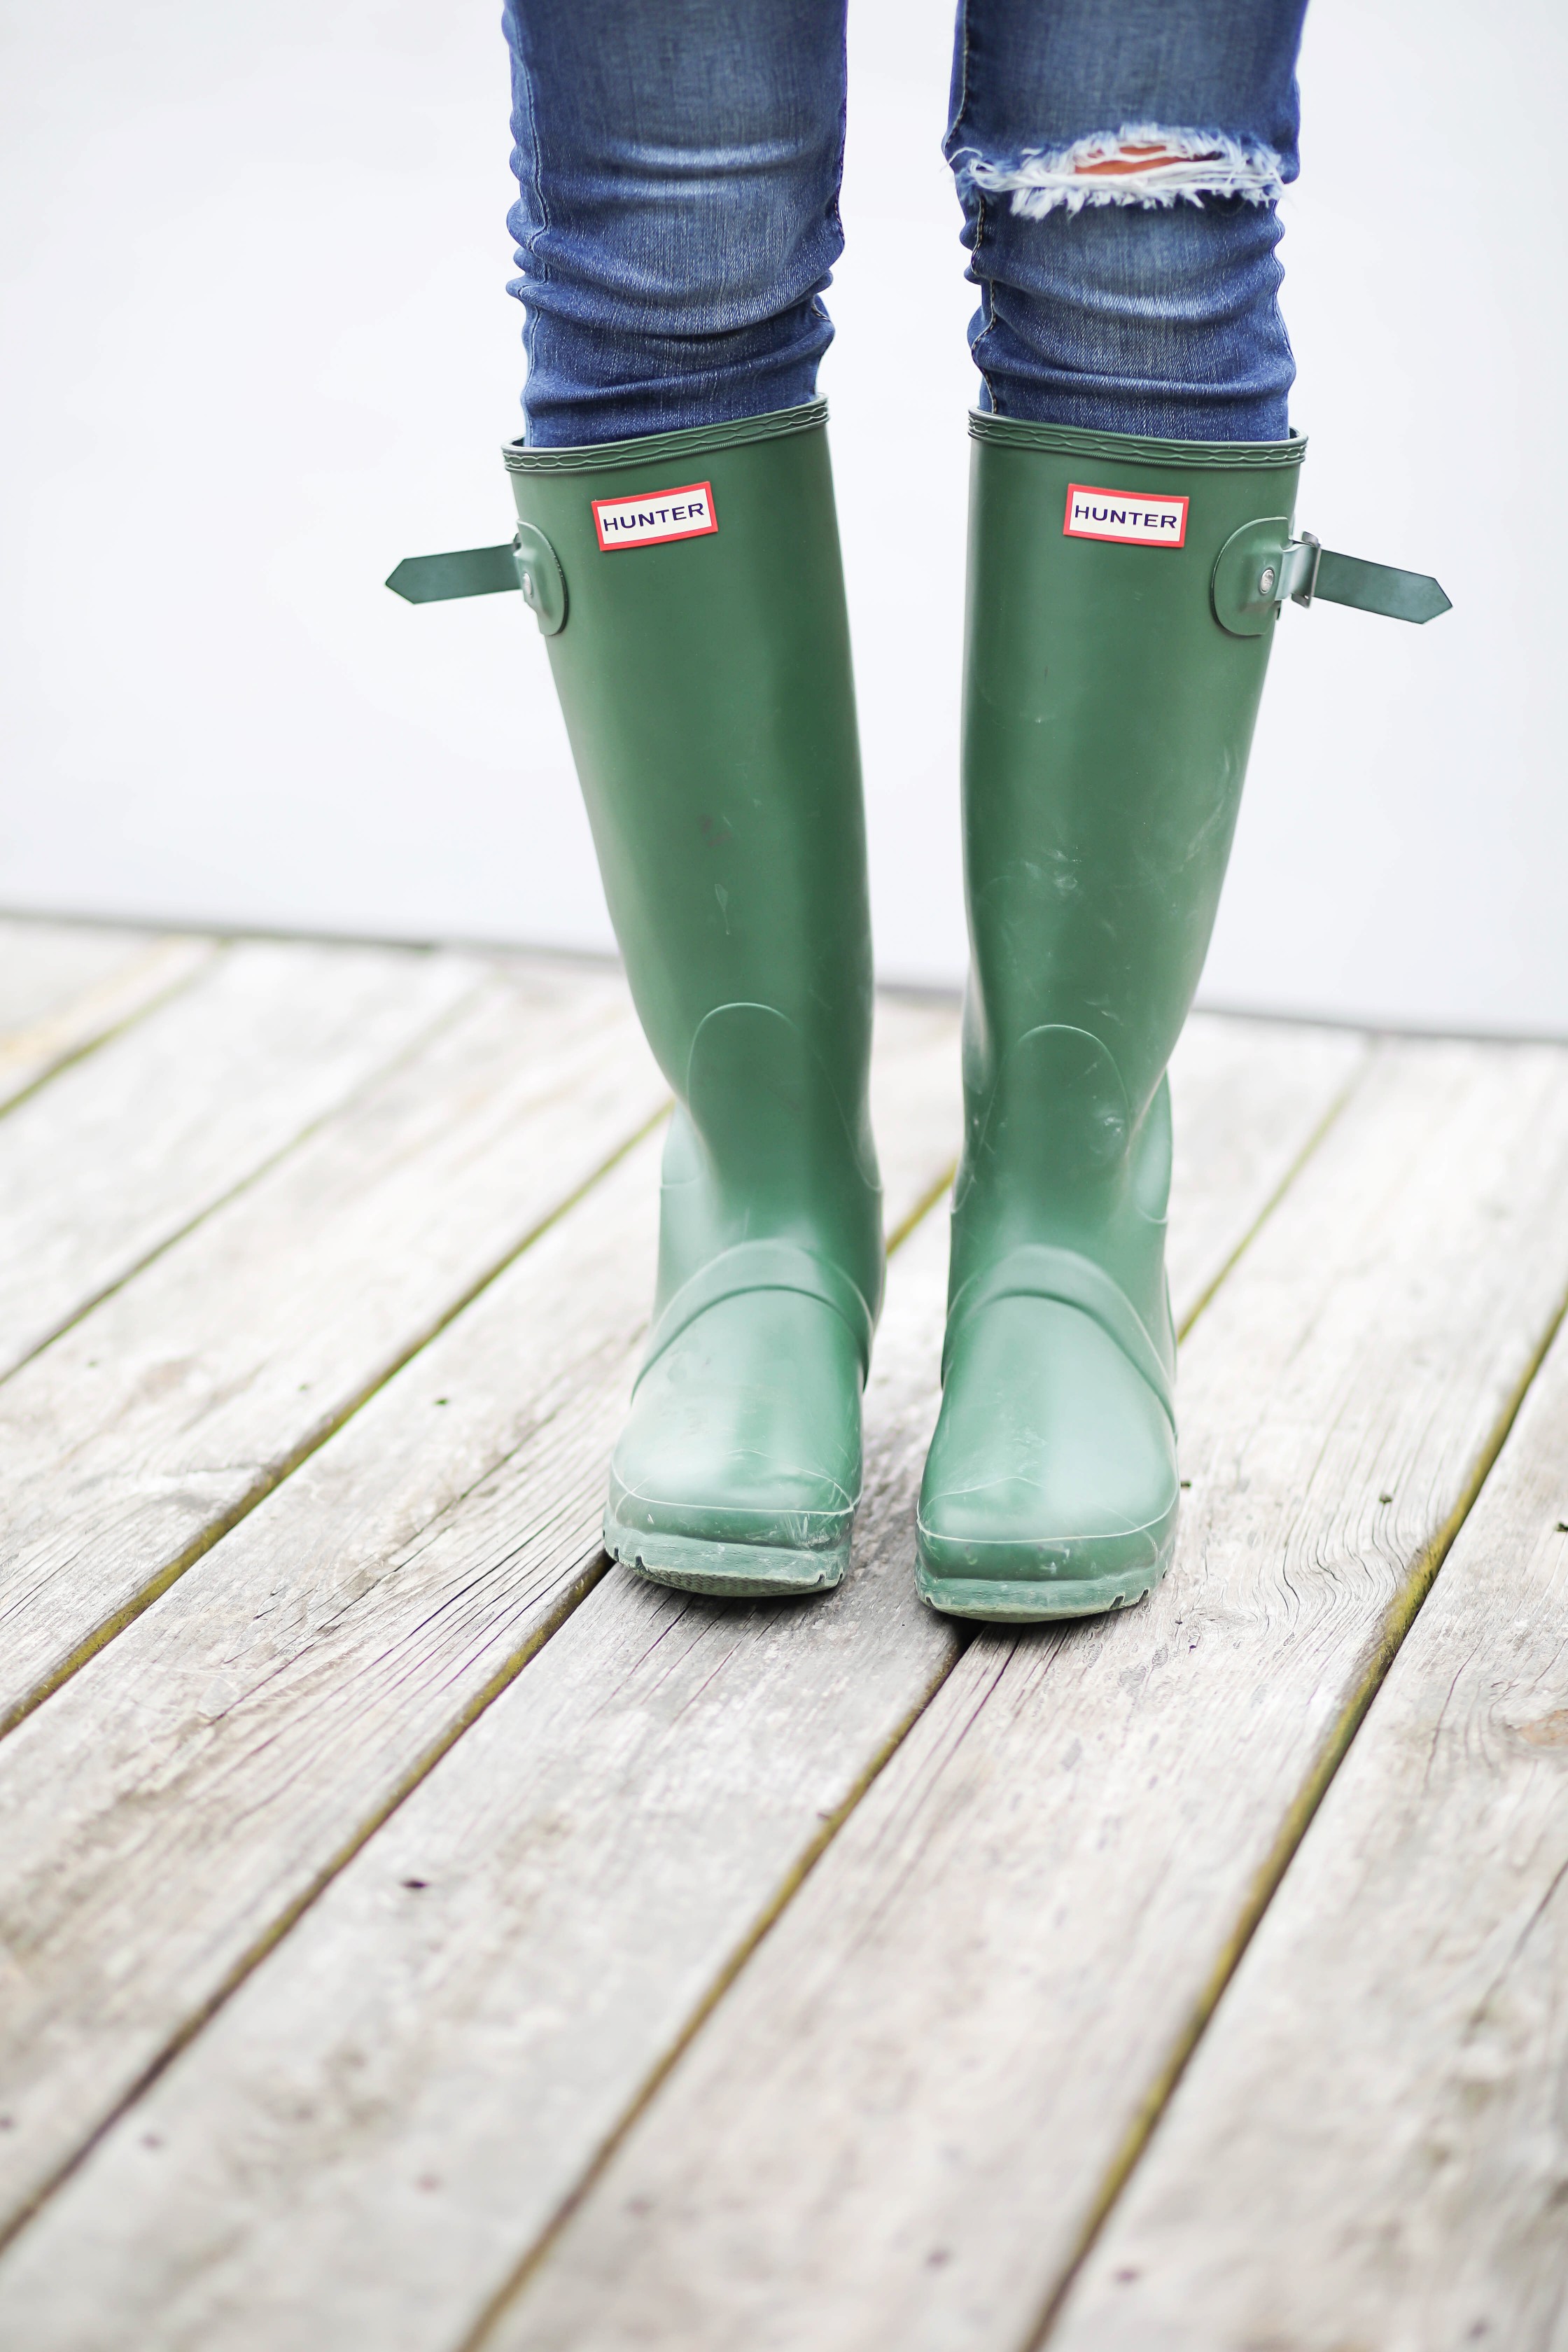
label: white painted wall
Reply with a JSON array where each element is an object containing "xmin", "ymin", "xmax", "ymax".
[{"xmin": 2, "ymin": 0, "xmax": 1561, "ymax": 1031}]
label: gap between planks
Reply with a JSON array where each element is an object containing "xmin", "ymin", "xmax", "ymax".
[
  {"xmin": 0, "ymin": 923, "xmax": 216, "ymax": 1118},
  {"xmin": 0, "ymin": 939, "xmax": 493, "ymax": 1383},
  {"xmin": 0, "ymin": 1016, "xmax": 1364, "ymax": 2350}
]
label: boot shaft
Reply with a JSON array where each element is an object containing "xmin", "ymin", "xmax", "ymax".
[
  {"xmin": 960, "ymin": 415, "xmax": 1306, "ymax": 1121},
  {"xmin": 954, "ymin": 416, "xmax": 1305, "ymax": 1322},
  {"xmin": 505, "ymin": 405, "xmax": 883, "ymax": 1331}
]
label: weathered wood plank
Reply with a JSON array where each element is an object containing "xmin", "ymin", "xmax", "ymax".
[
  {"xmin": 1049, "ymin": 1299, "xmax": 1568, "ymax": 2348},
  {"xmin": 1158, "ymin": 1011, "xmax": 1362, "ymax": 1330},
  {"xmin": 867, "ymin": 993, "xmax": 963, "ymax": 1236},
  {"xmin": 0, "ymin": 961, "xmax": 666, "ymax": 1735},
  {"xmin": 0, "ymin": 1017, "xmax": 1364, "ymax": 2349},
  {"xmin": 0, "ymin": 920, "xmax": 173, "ymax": 1030},
  {"xmin": 0, "ymin": 940, "xmax": 481, "ymax": 1380},
  {"xmin": 0, "ymin": 997, "xmax": 961, "ymax": 2250},
  {"xmin": 0, "ymin": 923, "xmax": 214, "ymax": 1112},
  {"xmin": 468, "ymin": 1037, "xmax": 1568, "ymax": 2352}
]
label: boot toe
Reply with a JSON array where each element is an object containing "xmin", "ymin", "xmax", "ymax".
[
  {"xmin": 606, "ymin": 1289, "xmax": 863, "ymax": 1597},
  {"xmin": 917, "ymin": 1297, "xmax": 1177, "ymax": 1620}
]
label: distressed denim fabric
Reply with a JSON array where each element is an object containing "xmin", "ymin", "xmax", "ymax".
[{"xmin": 502, "ymin": 0, "xmax": 1308, "ymax": 447}]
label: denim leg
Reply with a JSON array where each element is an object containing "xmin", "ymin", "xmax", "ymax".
[
  {"xmin": 944, "ymin": 0, "xmax": 1310, "ymax": 440},
  {"xmin": 503, "ymin": 0, "xmax": 848, "ymax": 446}
]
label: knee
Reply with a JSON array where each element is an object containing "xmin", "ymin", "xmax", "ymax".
[
  {"xmin": 954, "ymin": 129, "xmax": 1296, "ymax": 435},
  {"xmin": 518, "ymin": 140, "xmax": 839, "ymax": 339},
  {"xmin": 983, "ymin": 174, "xmax": 1289, "ymax": 349},
  {"xmin": 509, "ymin": 122, "xmax": 841, "ymax": 440},
  {"xmin": 506, "ymin": 0, "xmax": 845, "ymax": 342}
]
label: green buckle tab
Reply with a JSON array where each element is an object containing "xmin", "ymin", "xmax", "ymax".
[
  {"xmin": 1309, "ymin": 547, "xmax": 1452, "ymax": 624},
  {"xmin": 1213, "ymin": 520, "xmax": 1451, "ymax": 636},
  {"xmin": 386, "ymin": 526, "xmax": 568, "ymax": 636},
  {"xmin": 384, "ymin": 545, "xmax": 519, "ymax": 603}
]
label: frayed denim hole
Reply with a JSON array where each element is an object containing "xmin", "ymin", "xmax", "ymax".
[{"xmin": 954, "ymin": 125, "xmax": 1286, "ymax": 220}]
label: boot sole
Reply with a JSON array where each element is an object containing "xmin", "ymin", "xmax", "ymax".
[
  {"xmin": 916, "ymin": 1553, "xmax": 1168, "ymax": 1623},
  {"xmin": 605, "ymin": 1509, "xmax": 850, "ymax": 1601}
]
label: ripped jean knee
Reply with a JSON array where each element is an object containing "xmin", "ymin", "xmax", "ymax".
[
  {"xmin": 945, "ymin": 1, "xmax": 1309, "ymax": 439},
  {"xmin": 965, "ymin": 127, "xmax": 1286, "ymax": 219},
  {"xmin": 955, "ymin": 167, "xmax": 1297, "ymax": 441}
]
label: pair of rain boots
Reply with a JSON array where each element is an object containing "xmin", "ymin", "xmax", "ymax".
[{"xmin": 395, "ymin": 400, "xmax": 1446, "ymax": 1622}]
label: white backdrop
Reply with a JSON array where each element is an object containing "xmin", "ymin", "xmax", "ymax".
[{"xmin": 2, "ymin": 0, "xmax": 1562, "ymax": 1032}]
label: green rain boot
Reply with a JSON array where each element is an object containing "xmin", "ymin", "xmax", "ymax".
[
  {"xmin": 496, "ymin": 402, "xmax": 883, "ymax": 1598},
  {"xmin": 916, "ymin": 414, "xmax": 1448, "ymax": 1623}
]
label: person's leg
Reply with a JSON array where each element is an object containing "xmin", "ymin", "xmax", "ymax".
[
  {"xmin": 500, "ymin": 2, "xmax": 882, "ymax": 1598},
  {"xmin": 945, "ymin": 0, "xmax": 1306, "ymax": 438},
  {"xmin": 918, "ymin": 0, "xmax": 1310, "ymax": 1620},
  {"xmin": 502, "ymin": 0, "xmax": 848, "ymax": 443}
]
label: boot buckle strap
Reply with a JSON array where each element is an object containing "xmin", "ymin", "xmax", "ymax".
[
  {"xmin": 1214, "ymin": 519, "xmax": 1450, "ymax": 636},
  {"xmin": 386, "ymin": 526, "xmax": 568, "ymax": 636}
]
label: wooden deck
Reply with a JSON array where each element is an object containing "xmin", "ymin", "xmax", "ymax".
[{"xmin": 0, "ymin": 915, "xmax": 1564, "ymax": 2351}]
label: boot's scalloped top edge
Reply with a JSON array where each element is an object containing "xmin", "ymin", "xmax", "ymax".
[
  {"xmin": 967, "ymin": 412, "xmax": 1307, "ymax": 469},
  {"xmin": 505, "ymin": 400, "xmax": 829, "ymax": 475}
]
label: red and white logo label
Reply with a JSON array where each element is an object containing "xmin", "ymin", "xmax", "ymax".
[
  {"xmin": 592, "ymin": 481, "xmax": 718, "ymax": 552},
  {"xmin": 1063, "ymin": 483, "xmax": 1189, "ymax": 548}
]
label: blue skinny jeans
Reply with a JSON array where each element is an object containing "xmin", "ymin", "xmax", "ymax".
[{"xmin": 501, "ymin": 0, "xmax": 1308, "ymax": 448}]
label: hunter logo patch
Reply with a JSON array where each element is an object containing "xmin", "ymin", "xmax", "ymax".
[
  {"xmin": 1063, "ymin": 484, "xmax": 1189, "ymax": 548},
  {"xmin": 592, "ymin": 482, "xmax": 718, "ymax": 551}
]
